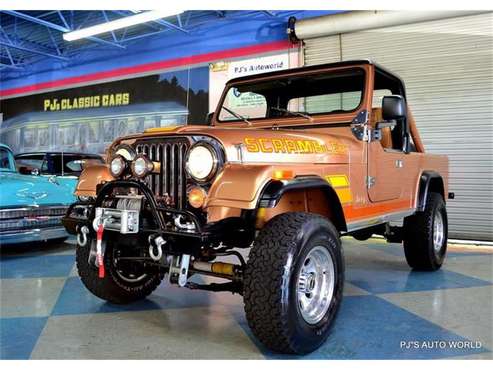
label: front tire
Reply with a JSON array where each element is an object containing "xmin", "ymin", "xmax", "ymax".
[
  {"xmin": 76, "ymin": 237, "xmax": 163, "ymax": 304},
  {"xmin": 403, "ymin": 192, "xmax": 448, "ymax": 271},
  {"xmin": 243, "ymin": 212, "xmax": 344, "ymax": 354}
]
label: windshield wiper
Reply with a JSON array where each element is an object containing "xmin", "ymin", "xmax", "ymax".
[
  {"xmin": 221, "ymin": 106, "xmax": 252, "ymax": 126},
  {"xmin": 271, "ymin": 107, "xmax": 314, "ymax": 122}
]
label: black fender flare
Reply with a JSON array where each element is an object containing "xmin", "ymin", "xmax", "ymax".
[
  {"xmin": 257, "ymin": 176, "xmax": 347, "ymax": 231},
  {"xmin": 417, "ymin": 171, "xmax": 445, "ymax": 212}
]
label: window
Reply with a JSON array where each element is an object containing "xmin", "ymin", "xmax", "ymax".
[
  {"xmin": 218, "ymin": 68, "xmax": 365, "ymax": 123},
  {"xmin": 88, "ymin": 121, "xmax": 100, "ymax": 144},
  {"xmin": 47, "ymin": 154, "xmax": 104, "ymax": 176},
  {"xmin": 5, "ymin": 130, "xmax": 19, "ymax": 150},
  {"xmin": 103, "ymin": 120, "xmax": 114, "ymax": 142},
  {"xmin": 38, "ymin": 127, "xmax": 50, "ymax": 147},
  {"xmin": 117, "ymin": 119, "xmax": 128, "ymax": 137},
  {"xmin": 372, "ymin": 89, "xmax": 392, "ymax": 108},
  {"xmin": 373, "ymin": 68, "xmax": 408, "ymax": 151},
  {"xmin": 59, "ymin": 124, "xmax": 77, "ymax": 145},
  {"xmin": 15, "ymin": 155, "xmax": 45, "ymax": 170},
  {"xmin": 23, "ymin": 128, "xmax": 37, "ymax": 148},
  {"xmin": 0, "ymin": 148, "xmax": 14, "ymax": 171},
  {"xmin": 144, "ymin": 116, "xmax": 156, "ymax": 130},
  {"xmin": 219, "ymin": 88, "xmax": 267, "ymax": 121},
  {"xmin": 126, "ymin": 118, "xmax": 140, "ymax": 134}
]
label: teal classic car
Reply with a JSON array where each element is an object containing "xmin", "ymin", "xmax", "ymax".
[
  {"xmin": 15, "ymin": 151, "xmax": 104, "ymax": 194},
  {"xmin": 0, "ymin": 144, "xmax": 76, "ymax": 245}
]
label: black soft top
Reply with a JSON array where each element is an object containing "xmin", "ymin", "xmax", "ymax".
[{"xmin": 227, "ymin": 59, "xmax": 401, "ymax": 85}]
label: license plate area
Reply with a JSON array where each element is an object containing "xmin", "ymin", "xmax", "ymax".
[{"xmin": 95, "ymin": 207, "xmax": 139, "ymax": 234}]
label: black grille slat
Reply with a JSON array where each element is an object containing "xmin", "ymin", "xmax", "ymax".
[{"xmin": 135, "ymin": 138, "xmax": 189, "ymax": 209}]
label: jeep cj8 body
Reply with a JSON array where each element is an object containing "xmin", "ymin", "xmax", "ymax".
[{"xmin": 63, "ymin": 60, "xmax": 450, "ymax": 354}]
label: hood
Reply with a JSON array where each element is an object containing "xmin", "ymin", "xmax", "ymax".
[
  {"xmin": 121, "ymin": 124, "xmax": 353, "ymax": 164},
  {"xmin": 0, "ymin": 171, "xmax": 76, "ymax": 208}
]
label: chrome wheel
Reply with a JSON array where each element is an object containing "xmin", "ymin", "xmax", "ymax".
[
  {"xmin": 296, "ymin": 246, "xmax": 335, "ymax": 325},
  {"xmin": 433, "ymin": 211, "xmax": 445, "ymax": 254}
]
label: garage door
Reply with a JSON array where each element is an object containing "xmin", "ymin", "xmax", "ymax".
[{"xmin": 302, "ymin": 13, "xmax": 493, "ymax": 241}]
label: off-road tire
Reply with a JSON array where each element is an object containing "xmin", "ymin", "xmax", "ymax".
[
  {"xmin": 76, "ymin": 238, "xmax": 163, "ymax": 304},
  {"xmin": 243, "ymin": 212, "xmax": 344, "ymax": 354},
  {"xmin": 403, "ymin": 192, "xmax": 448, "ymax": 271}
]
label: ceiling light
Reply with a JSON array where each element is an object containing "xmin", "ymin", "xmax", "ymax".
[{"xmin": 63, "ymin": 10, "xmax": 183, "ymax": 42}]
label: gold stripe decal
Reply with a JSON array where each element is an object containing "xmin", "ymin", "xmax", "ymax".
[
  {"xmin": 325, "ymin": 175, "xmax": 349, "ymax": 188},
  {"xmin": 335, "ymin": 188, "xmax": 353, "ymax": 204},
  {"xmin": 325, "ymin": 175, "xmax": 352, "ymax": 204}
]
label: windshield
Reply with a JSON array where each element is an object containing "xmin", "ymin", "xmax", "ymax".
[
  {"xmin": 0, "ymin": 148, "xmax": 15, "ymax": 172},
  {"xmin": 47, "ymin": 154, "xmax": 104, "ymax": 176},
  {"xmin": 218, "ymin": 68, "xmax": 365, "ymax": 123}
]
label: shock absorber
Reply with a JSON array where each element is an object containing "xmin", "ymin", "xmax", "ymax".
[{"xmin": 191, "ymin": 261, "xmax": 239, "ymax": 279}]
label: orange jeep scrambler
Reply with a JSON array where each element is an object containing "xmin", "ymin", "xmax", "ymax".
[{"xmin": 63, "ymin": 60, "xmax": 452, "ymax": 354}]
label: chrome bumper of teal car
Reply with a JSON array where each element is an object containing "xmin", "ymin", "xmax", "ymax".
[
  {"xmin": 0, "ymin": 226, "xmax": 68, "ymax": 245},
  {"xmin": 0, "ymin": 205, "xmax": 70, "ymax": 245}
]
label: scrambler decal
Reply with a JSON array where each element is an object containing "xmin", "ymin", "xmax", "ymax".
[{"xmin": 244, "ymin": 137, "xmax": 347, "ymax": 155}]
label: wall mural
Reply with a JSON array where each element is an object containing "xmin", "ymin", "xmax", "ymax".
[{"xmin": 0, "ymin": 66, "xmax": 209, "ymax": 155}]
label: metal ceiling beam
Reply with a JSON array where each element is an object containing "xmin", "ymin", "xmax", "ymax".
[
  {"xmin": 0, "ymin": 62, "xmax": 24, "ymax": 70},
  {"xmin": 1, "ymin": 10, "xmax": 125, "ymax": 49},
  {"xmin": 113, "ymin": 10, "xmax": 188, "ymax": 34},
  {"xmin": 0, "ymin": 39, "xmax": 69, "ymax": 61},
  {"xmin": 152, "ymin": 19, "xmax": 189, "ymax": 34}
]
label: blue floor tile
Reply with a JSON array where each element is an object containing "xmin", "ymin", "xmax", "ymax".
[
  {"xmin": 0, "ymin": 317, "xmax": 47, "ymax": 359},
  {"xmin": 51, "ymin": 276, "xmax": 232, "ymax": 316},
  {"xmin": 264, "ymin": 295, "xmax": 489, "ymax": 359},
  {"xmin": 367, "ymin": 244, "xmax": 492, "ymax": 259},
  {"xmin": 0, "ymin": 254, "xmax": 75, "ymax": 279},
  {"xmin": 347, "ymin": 266, "xmax": 491, "ymax": 294}
]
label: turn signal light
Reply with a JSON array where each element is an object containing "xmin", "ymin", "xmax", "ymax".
[
  {"xmin": 188, "ymin": 186, "xmax": 207, "ymax": 208},
  {"xmin": 272, "ymin": 169, "xmax": 294, "ymax": 180}
]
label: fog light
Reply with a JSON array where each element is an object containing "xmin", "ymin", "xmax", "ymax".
[
  {"xmin": 188, "ymin": 186, "xmax": 207, "ymax": 208},
  {"xmin": 110, "ymin": 155, "xmax": 126, "ymax": 177},
  {"xmin": 131, "ymin": 155, "xmax": 154, "ymax": 178}
]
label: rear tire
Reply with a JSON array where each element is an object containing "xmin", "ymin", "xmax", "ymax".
[
  {"xmin": 403, "ymin": 192, "xmax": 448, "ymax": 271},
  {"xmin": 76, "ymin": 237, "xmax": 163, "ymax": 304},
  {"xmin": 243, "ymin": 212, "xmax": 344, "ymax": 354}
]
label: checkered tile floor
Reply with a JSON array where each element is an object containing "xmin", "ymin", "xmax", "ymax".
[{"xmin": 1, "ymin": 237, "xmax": 492, "ymax": 359}]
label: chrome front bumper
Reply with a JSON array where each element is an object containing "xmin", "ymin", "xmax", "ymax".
[
  {"xmin": 0, "ymin": 205, "xmax": 69, "ymax": 245},
  {"xmin": 0, "ymin": 226, "xmax": 68, "ymax": 245}
]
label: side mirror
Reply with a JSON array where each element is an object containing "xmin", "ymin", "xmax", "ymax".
[
  {"xmin": 206, "ymin": 112, "xmax": 214, "ymax": 125},
  {"xmin": 382, "ymin": 95, "xmax": 406, "ymax": 121}
]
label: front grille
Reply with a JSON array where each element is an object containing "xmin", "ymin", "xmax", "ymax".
[
  {"xmin": 0, "ymin": 216, "xmax": 63, "ymax": 232},
  {"xmin": 0, "ymin": 205, "xmax": 68, "ymax": 232},
  {"xmin": 135, "ymin": 138, "xmax": 190, "ymax": 209},
  {"xmin": 0, "ymin": 205, "xmax": 68, "ymax": 220}
]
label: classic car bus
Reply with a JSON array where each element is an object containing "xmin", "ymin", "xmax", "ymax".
[{"xmin": 0, "ymin": 102, "xmax": 188, "ymax": 155}]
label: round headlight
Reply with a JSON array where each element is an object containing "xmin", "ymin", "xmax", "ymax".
[
  {"xmin": 131, "ymin": 155, "xmax": 154, "ymax": 178},
  {"xmin": 110, "ymin": 155, "xmax": 126, "ymax": 177},
  {"xmin": 186, "ymin": 143, "xmax": 218, "ymax": 182}
]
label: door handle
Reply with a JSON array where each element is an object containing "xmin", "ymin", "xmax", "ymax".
[{"xmin": 395, "ymin": 159, "xmax": 404, "ymax": 168}]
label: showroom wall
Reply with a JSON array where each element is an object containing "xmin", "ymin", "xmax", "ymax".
[
  {"xmin": 0, "ymin": 11, "xmax": 331, "ymax": 156},
  {"xmin": 1, "ymin": 66, "xmax": 208, "ymax": 154}
]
